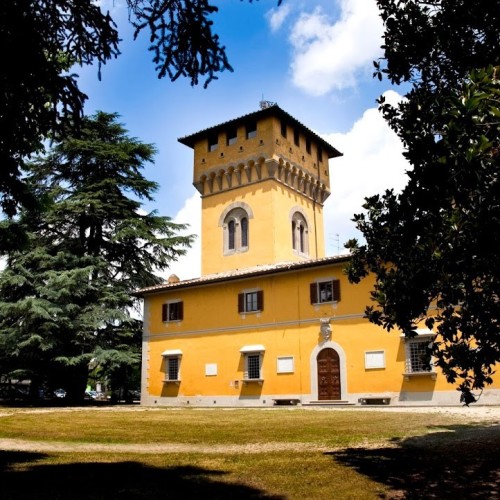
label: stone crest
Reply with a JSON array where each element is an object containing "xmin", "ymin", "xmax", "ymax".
[{"xmin": 320, "ymin": 318, "xmax": 332, "ymax": 341}]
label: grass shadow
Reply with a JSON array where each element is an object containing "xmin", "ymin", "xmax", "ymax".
[
  {"xmin": 0, "ymin": 450, "xmax": 283, "ymax": 500},
  {"xmin": 327, "ymin": 423, "xmax": 500, "ymax": 499}
]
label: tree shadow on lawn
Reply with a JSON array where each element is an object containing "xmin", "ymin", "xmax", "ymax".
[
  {"xmin": 0, "ymin": 451, "xmax": 283, "ymax": 500},
  {"xmin": 327, "ymin": 423, "xmax": 500, "ymax": 499}
]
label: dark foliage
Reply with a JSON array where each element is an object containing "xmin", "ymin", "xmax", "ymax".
[
  {"xmin": 0, "ymin": 0, "xmax": 269, "ymax": 216},
  {"xmin": 0, "ymin": 0, "xmax": 119, "ymax": 216},
  {"xmin": 0, "ymin": 457, "xmax": 283, "ymax": 499},
  {"xmin": 0, "ymin": 112, "xmax": 193, "ymax": 401},
  {"xmin": 347, "ymin": 0, "xmax": 500, "ymax": 403}
]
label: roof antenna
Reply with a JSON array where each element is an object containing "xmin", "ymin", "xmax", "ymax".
[{"xmin": 260, "ymin": 95, "xmax": 276, "ymax": 109}]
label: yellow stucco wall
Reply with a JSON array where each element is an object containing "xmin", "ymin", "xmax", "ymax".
[
  {"xmin": 201, "ymin": 181, "xmax": 326, "ymax": 275},
  {"xmin": 191, "ymin": 115, "xmax": 331, "ymax": 186},
  {"xmin": 143, "ymin": 263, "xmax": 496, "ymax": 403},
  {"xmin": 144, "ymin": 107, "xmax": 500, "ymax": 406}
]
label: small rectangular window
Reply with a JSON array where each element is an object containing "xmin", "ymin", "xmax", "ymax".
[
  {"xmin": 246, "ymin": 353, "xmax": 261, "ymax": 379},
  {"xmin": 162, "ymin": 301, "xmax": 184, "ymax": 322},
  {"xmin": 162, "ymin": 350, "xmax": 182, "ymax": 382},
  {"xmin": 310, "ymin": 280, "xmax": 340, "ymax": 304},
  {"xmin": 406, "ymin": 340, "xmax": 433, "ymax": 373},
  {"xmin": 238, "ymin": 291, "xmax": 264, "ymax": 313},
  {"xmin": 306, "ymin": 138, "xmax": 311, "ymax": 154},
  {"xmin": 208, "ymin": 133, "xmax": 218, "ymax": 152},
  {"xmin": 280, "ymin": 120, "xmax": 287, "ymax": 138},
  {"xmin": 317, "ymin": 146, "xmax": 323, "ymax": 163},
  {"xmin": 167, "ymin": 357, "xmax": 179, "ymax": 380},
  {"xmin": 246, "ymin": 292, "xmax": 258, "ymax": 312},
  {"xmin": 246, "ymin": 122, "xmax": 257, "ymax": 139},
  {"xmin": 294, "ymin": 129, "xmax": 300, "ymax": 147},
  {"xmin": 226, "ymin": 127, "xmax": 237, "ymax": 146}
]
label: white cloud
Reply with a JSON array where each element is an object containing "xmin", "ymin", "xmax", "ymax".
[
  {"xmin": 266, "ymin": 3, "xmax": 292, "ymax": 32},
  {"xmin": 290, "ymin": 0, "xmax": 383, "ymax": 95},
  {"xmin": 164, "ymin": 193, "xmax": 202, "ymax": 281},
  {"xmin": 321, "ymin": 91, "xmax": 410, "ymax": 253}
]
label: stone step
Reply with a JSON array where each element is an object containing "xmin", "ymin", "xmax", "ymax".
[{"xmin": 303, "ymin": 400, "xmax": 355, "ymax": 406}]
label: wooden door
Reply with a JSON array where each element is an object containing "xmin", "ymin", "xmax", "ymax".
[{"xmin": 317, "ymin": 348, "xmax": 341, "ymax": 400}]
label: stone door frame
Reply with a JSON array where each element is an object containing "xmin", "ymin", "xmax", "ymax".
[{"xmin": 310, "ymin": 341, "xmax": 348, "ymax": 401}]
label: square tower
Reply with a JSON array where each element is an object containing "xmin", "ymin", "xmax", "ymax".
[{"xmin": 178, "ymin": 104, "xmax": 342, "ymax": 275}]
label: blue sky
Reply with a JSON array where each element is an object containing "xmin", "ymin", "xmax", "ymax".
[{"xmin": 79, "ymin": 0, "xmax": 410, "ymax": 279}]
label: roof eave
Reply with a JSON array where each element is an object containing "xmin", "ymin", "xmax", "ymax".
[
  {"xmin": 177, "ymin": 105, "xmax": 342, "ymax": 158},
  {"xmin": 133, "ymin": 255, "xmax": 351, "ymax": 297}
]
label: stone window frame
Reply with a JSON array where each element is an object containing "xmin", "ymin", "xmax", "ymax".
[
  {"xmin": 402, "ymin": 331, "xmax": 436, "ymax": 379},
  {"xmin": 240, "ymin": 345, "xmax": 265, "ymax": 382},
  {"xmin": 219, "ymin": 202, "xmax": 254, "ymax": 256},
  {"xmin": 161, "ymin": 350, "xmax": 182, "ymax": 383},
  {"xmin": 290, "ymin": 207, "xmax": 310, "ymax": 257}
]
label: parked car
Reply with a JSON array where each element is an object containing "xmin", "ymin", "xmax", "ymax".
[
  {"xmin": 85, "ymin": 390, "xmax": 97, "ymax": 400},
  {"xmin": 53, "ymin": 388, "xmax": 66, "ymax": 399}
]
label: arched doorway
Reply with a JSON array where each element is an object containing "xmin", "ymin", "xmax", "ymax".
[{"xmin": 317, "ymin": 348, "xmax": 341, "ymax": 400}]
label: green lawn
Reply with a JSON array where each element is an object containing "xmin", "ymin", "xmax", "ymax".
[{"xmin": 0, "ymin": 407, "xmax": 498, "ymax": 499}]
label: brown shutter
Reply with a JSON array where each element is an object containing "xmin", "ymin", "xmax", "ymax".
[
  {"xmin": 257, "ymin": 290, "xmax": 264, "ymax": 311},
  {"xmin": 332, "ymin": 280, "xmax": 341, "ymax": 302},
  {"xmin": 178, "ymin": 301, "xmax": 184, "ymax": 321},
  {"xmin": 310, "ymin": 283, "xmax": 318, "ymax": 304},
  {"xmin": 162, "ymin": 304, "xmax": 168, "ymax": 322},
  {"xmin": 238, "ymin": 293, "xmax": 245, "ymax": 313}
]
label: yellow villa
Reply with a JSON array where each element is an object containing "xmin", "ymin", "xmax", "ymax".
[{"xmin": 136, "ymin": 104, "xmax": 499, "ymax": 407}]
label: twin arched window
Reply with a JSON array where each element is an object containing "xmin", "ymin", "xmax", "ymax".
[
  {"xmin": 291, "ymin": 212, "xmax": 309, "ymax": 256},
  {"xmin": 224, "ymin": 207, "xmax": 249, "ymax": 254},
  {"xmin": 221, "ymin": 205, "xmax": 308, "ymax": 257}
]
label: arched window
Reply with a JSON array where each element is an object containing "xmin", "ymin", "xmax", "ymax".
[
  {"xmin": 241, "ymin": 217, "xmax": 248, "ymax": 247},
  {"xmin": 223, "ymin": 207, "xmax": 250, "ymax": 255},
  {"xmin": 291, "ymin": 211, "xmax": 309, "ymax": 256},
  {"xmin": 299, "ymin": 225, "xmax": 305, "ymax": 253},
  {"xmin": 228, "ymin": 220, "xmax": 236, "ymax": 250}
]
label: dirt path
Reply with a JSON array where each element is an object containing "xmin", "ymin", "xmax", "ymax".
[{"xmin": 0, "ymin": 438, "xmax": 334, "ymax": 454}]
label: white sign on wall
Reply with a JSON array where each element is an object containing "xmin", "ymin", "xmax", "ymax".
[
  {"xmin": 364, "ymin": 351, "xmax": 385, "ymax": 369},
  {"xmin": 277, "ymin": 356, "xmax": 294, "ymax": 373},
  {"xmin": 205, "ymin": 363, "xmax": 218, "ymax": 376}
]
